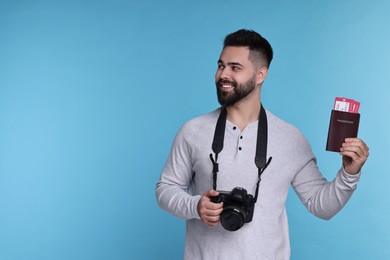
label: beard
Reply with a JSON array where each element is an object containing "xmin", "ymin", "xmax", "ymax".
[{"xmin": 216, "ymin": 75, "xmax": 257, "ymax": 106}]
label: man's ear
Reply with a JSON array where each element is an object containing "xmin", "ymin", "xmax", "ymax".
[{"xmin": 256, "ymin": 67, "xmax": 268, "ymax": 85}]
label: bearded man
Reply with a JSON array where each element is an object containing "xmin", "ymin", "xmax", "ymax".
[{"xmin": 156, "ymin": 29, "xmax": 369, "ymax": 260}]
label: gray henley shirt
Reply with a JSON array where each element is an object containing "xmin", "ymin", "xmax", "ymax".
[{"xmin": 156, "ymin": 108, "xmax": 360, "ymax": 260}]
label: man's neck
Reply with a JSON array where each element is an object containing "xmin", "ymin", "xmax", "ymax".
[{"xmin": 226, "ymin": 99, "xmax": 261, "ymax": 131}]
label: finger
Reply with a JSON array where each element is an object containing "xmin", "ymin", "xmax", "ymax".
[
  {"xmin": 342, "ymin": 145, "xmax": 369, "ymax": 160},
  {"xmin": 204, "ymin": 206, "xmax": 224, "ymax": 216},
  {"xmin": 204, "ymin": 212, "xmax": 221, "ymax": 220},
  {"xmin": 341, "ymin": 140, "xmax": 369, "ymax": 158},
  {"xmin": 203, "ymin": 210, "xmax": 222, "ymax": 225},
  {"xmin": 340, "ymin": 143, "xmax": 363, "ymax": 157},
  {"xmin": 204, "ymin": 189, "xmax": 219, "ymax": 198},
  {"xmin": 344, "ymin": 138, "xmax": 369, "ymax": 154},
  {"xmin": 199, "ymin": 208, "xmax": 222, "ymax": 226},
  {"xmin": 340, "ymin": 151, "xmax": 360, "ymax": 163},
  {"xmin": 208, "ymin": 200, "xmax": 224, "ymax": 210},
  {"xmin": 198, "ymin": 200, "xmax": 223, "ymax": 218},
  {"xmin": 204, "ymin": 206, "xmax": 222, "ymax": 216},
  {"xmin": 205, "ymin": 218, "xmax": 220, "ymax": 226},
  {"xmin": 340, "ymin": 148, "xmax": 367, "ymax": 163}
]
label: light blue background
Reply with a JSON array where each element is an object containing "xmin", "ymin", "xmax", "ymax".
[{"xmin": 1, "ymin": 0, "xmax": 389, "ymax": 259}]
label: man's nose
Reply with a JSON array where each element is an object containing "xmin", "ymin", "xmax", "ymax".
[{"xmin": 219, "ymin": 68, "xmax": 230, "ymax": 79}]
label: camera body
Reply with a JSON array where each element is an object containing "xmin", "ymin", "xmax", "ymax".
[{"xmin": 210, "ymin": 187, "xmax": 255, "ymax": 231}]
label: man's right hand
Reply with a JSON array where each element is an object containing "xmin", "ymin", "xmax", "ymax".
[{"xmin": 197, "ymin": 190, "xmax": 223, "ymax": 226}]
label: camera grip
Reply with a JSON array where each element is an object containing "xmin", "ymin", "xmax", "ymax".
[{"xmin": 210, "ymin": 195, "xmax": 222, "ymax": 203}]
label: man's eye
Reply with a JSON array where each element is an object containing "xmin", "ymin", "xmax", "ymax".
[
  {"xmin": 218, "ymin": 65, "xmax": 225, "ymax": 70},
  {"xmin": 232, "ymin": 66, "xmax": 240, "ymax": 71}
]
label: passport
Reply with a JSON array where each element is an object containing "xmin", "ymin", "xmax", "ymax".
[{"xmin": 326, "ymin": 98, "xmax": 361, "ymax": 152}]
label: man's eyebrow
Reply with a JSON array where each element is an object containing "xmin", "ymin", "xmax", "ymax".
[
  {"xmin": 217, "ymin": 60, "xmax": 243, "ymax": 67},
  {"xmin": 227, "ymin": 62, "xmax": 243, "ymax": 67}
]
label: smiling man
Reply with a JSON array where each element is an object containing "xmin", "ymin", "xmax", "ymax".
[{"xmin": 156, "ymin": 29, "xmax": 369, "ymax": 259}]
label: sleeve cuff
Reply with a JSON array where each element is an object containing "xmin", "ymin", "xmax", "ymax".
[
  {"xmin": 192, "ymin": 195, "xmax": 202, "ymax": 219},
  {"xmin": 340, "ymin": 167, "xmax": 361, "ymax": 188},
  {"xmin": 342, "ymin": 166, "xmax": 361, "ymax": 177}
]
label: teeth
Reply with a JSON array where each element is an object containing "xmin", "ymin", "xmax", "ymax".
[{"xmin": 222, "ymin": 85, "xmax": 232, "ymax": 88}]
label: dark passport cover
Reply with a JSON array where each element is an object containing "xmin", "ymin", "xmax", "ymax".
[{"xmin": 326, "ymin": 110, "xmax": 360, "ymax": 152}]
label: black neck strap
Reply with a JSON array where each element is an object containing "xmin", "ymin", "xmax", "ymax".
[{"xmin": 209, "ymin": 105, "xmax": 272, "ymax": 202}]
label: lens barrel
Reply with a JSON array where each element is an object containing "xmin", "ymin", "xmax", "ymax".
[{"xmin": 220, "ymin": 206, "xmax": 246, "ymax": 231}]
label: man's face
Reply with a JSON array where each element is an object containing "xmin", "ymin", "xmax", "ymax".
[{"xmin": 215, "ymin": 46, "xmax": 257, "ymax": 106}]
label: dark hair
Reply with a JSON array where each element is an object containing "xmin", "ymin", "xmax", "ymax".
[{"xmin": 223, "ymin": 29, "xmax": 273, "ymax": 68}]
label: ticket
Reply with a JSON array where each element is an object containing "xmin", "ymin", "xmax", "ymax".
[{"xmin": 334, "ymin": 97, "xmax": 360, "ymax": 113}]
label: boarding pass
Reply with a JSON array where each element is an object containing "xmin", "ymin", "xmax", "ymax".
[{"xmin": 333, "ymin": 97, "xmax": 360, "ymax": 114}]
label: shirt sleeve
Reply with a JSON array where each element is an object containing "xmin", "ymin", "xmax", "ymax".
[
  {"xmin": 155, "ymin": 123, "xmax": 201, "ymax": 220},
  {"xmin": 291, "ymin": 135, "xmax": 361, "ymax": 220}
]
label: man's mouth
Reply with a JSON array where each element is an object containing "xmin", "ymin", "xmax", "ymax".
[
  {"xmin": 218, "ymin": 80, "xmax": 236, "ymax": 90},
  {"xmin": 221, "ymin": 84, "xmax": 233, "ymax": 89}
]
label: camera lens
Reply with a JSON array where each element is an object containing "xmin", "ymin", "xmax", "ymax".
[{"xmin": 220, "ymin": 206, "xmax": 246, "ymax": 231}]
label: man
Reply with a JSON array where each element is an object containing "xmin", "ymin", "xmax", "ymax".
[{"xmin": 156, "ymin": 29, "xmax": 369, "ymax": 259}]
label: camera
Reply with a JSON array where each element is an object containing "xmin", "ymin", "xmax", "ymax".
[{"xmin": 210, "ymin": 187, "xmax": 255, "ymax": 231}]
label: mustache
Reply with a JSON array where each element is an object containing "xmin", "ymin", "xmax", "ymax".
[{"xmin": 216, "ymin": 78, "xmax": 237, "ymax": 87}]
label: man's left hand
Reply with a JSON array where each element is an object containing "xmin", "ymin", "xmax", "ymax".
[{"xmin": 340, "ymin": 138, "xmax": 369, "ymax": 175}]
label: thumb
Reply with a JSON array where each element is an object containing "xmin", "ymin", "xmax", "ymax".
[{"xmin": 205, "ymin": 189, "xmax": 219, "ymax": 198}]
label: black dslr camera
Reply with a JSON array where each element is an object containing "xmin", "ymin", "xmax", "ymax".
[{"xmin": 210, "ymin": 187, "xmax": 255, "ymax": 231}]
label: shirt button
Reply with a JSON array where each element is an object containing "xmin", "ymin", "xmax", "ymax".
[
  {"xmin": 233, "ymin": 126, "xmax": 237, "ymax": 130},
  {"xmin": 240, "ymin": 136, "xmax": 243, "ymax": 139},
  {"xmin": 239, "ymin": 147, "xmax": 242, "ymax": 150}
]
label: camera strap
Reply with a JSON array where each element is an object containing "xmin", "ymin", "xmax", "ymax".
[{"xmin": 209, "ymin": 104, "xmax": 272, "ymax": 202}]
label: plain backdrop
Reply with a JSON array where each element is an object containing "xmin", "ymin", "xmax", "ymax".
[{"xmin": 1, "ymin": 0, "xmax": 389, "ymax": 259}]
